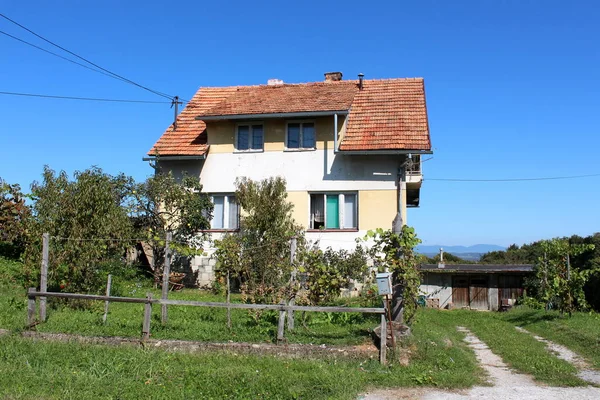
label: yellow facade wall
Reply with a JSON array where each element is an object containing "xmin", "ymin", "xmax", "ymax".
[
  {"xmin": 359, "ymin": 190, "xmax": 402, "ymax": 231},
  {"xmin": 206, "ymin": 116, "xmax": 346, "ymax": 153},
  {"xmin": 286, "ymin": 191, "xmax": 308, "ymax": 229}
]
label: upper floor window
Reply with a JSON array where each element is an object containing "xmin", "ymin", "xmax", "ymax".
[
  {"xmin": 236, "ymin": 124, "xmax": 263, "ymax": 151},
  {"xmin": 309, "ymin": 193, "xmax": 357, "ymax": 230},
  {"xmin": 286, "ymin": 122, "xmax": 315, "ymax": 149},
  {"xmin": 210, "ymin": 194, "xmax": 240, "ymax": 230}
]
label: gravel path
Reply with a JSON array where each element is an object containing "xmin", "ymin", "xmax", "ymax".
[
  {"xmin": 514, "ymin": 326, "xmax": 600, "ymax": 385},
  {"xmin": 360, "ymin": 326, "xmax": 600, "ymax": 400}
]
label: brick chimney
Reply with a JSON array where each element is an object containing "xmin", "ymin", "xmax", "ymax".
[{"xmin": 324, "ymin": 71, "xmax": 343, "ymax": 82}]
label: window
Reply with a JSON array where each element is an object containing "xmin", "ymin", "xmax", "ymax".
[
  {"xmin": 236, "ymin": 124, "xmax": 263, "ymax": 151},
  {"xmin": 286, "ymin": 122, "xmax": 315, "ymax": 149},
  {"xmin": 210, "ymin": 194, "xmax": 239, "ymax": 230},
  {"xmin": 309, "ymin": 193, "xmax": 357, "ymax": 230}
]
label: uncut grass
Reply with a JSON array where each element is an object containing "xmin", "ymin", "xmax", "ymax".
[
  {"xmin": 0, "ymin": 310, "xmax": 482, "ymax": 400},
  {"xmin": 444, "ymin": 309, "xmax": 586, "ymax": 386},
  {"xmin": 500, "ymin": 307, "xmax": 600, "ymax": 370}
]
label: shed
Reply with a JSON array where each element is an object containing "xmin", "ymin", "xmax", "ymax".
[{"xmin": 418, "ymin": 264, "xmax": 534, "ymax": 311}]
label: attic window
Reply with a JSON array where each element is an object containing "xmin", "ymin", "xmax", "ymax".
[
  {"xmin": 236, "ymin": 124, "xmax": 263, "ymax": 151},
  {"xmin": 286, "ymin": 122, "xmax": 315, "ymax": 150}
]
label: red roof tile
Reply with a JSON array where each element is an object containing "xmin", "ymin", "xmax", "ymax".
[{"xmin": 148, "ymin": 77, "xmax": 431, "ymax": 156}]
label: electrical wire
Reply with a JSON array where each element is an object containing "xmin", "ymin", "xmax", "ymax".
[
  {"xmin": 426, "ymin": 173, "xmax": 600, "ymax": 182},
  {"xmin": 0, "ymin": 91, "xmax": 171, "ymax": 104},
  {"xmin": 0, "ymin": 13, "xmax": 183, "ymax": 101}
]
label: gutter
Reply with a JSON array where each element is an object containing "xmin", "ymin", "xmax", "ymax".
[
  {"xmin": 195, "ymin": 110, "xmax": 349, "ymax": 121},
  {"xmin": 142, "ymin": 155, "xmax": 207, "ymax": 161}
]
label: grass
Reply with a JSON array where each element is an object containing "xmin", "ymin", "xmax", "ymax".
[
  {"xmin": 500, "ymin": 307, "xmax": 600, "ymax": 369},
  {"xmin": 439, "ymin": 309, "xmax": 587, "ymax": 386}
]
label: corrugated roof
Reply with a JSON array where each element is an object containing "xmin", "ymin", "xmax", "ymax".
[
  {"xmin": 419, "ymin": 264, "xmax": 534, "ymax": 273},
  {"xmin": 148, "ymin": 77, "xmax": 431, "ymax": 156}
]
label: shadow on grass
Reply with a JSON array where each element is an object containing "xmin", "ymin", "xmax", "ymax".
[{"xmin": 502, "ymin": 309, "xmax": 561, "ymax": 326}]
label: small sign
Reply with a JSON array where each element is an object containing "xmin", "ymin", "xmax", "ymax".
[{"xmin": 375, "ymin": 272, "xmax": 392, "ymax": 296}]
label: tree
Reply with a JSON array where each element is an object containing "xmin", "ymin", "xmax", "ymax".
[
  {"xmin": 23, "ymin": 166, "xmax": 135, "ymax": 293},
  {"xmin": 0, "ymin": 178, "xmax": 30, "ymax": 258},
  {"xmin": 127, "ymin": 171, "xmax": 213, "ymax": 274},
  {"xmin": 213, "ymin": 177, "xmax": 302, "ymax": 305},
  {"xmin": 534, "ymin": 238, "xmax": 596, "ymax": 316},
  {"xmin": 365, "ymin": 225, "xmax": 422, "ymax": 323}
]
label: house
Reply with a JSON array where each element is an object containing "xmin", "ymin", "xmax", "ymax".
[
  {"xmin": 419, "ymin": 263, "xmax": 534, "ymax": 311},
  {"xmin": 146, "ymin": 72, "xmax": 432, "ymax": 286}
]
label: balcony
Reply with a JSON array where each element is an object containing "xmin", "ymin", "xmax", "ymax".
[{"xmin": 405, "ymin": 155, "xmax": 423, "ymax": 186}]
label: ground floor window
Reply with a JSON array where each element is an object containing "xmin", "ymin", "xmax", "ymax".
[
  {"xmin": 309, "ymin": 193, "xmax": 357, "ymax": 230},
  {"xmin": 210, "ymin": 194, "xmax": 239, "ymax": 230}
]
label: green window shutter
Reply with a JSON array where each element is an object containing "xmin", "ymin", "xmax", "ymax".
[{"xmin": 326, "ymin": 195, "xmax": 339, "ymax": 229}]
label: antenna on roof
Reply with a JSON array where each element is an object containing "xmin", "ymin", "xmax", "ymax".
[{"xmin": 171, "ymin": 96, "xmax": 183, "ymax": 131}]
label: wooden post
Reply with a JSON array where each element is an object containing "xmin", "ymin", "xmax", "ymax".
[
  {"xmin": 277, "ymin": 301, "xmax": 286, "ymax": 344},
  {"xmin": 161, "ymin": 231, "xmax": 172, "ymax": 325},
  {"xmin": 27, "ymin": 287, "xmax": 36, "ymax": 327},
  {"xmin": 226, "ymin": 271, "xmax": 231, "ymax": 329},
  {"xmin": 39, "ymin": 232, "xmax": 49, "ymax": 322},
  {"xmin": 379, "ymin": 314, "xmax": 387, "ymax": 365},
  {"xmin": 102, "ymin": 274, "xmax": 112, "ymax": 324},
  {"xmin": 386, "ymin": 295, "xmax": 396, "ymax": 350},
  {"xmin": 287, "ymin": 236, "xmax": 297, "ymax": 331},
  {"xmin": 391, "ymin": 165, "xmax": 406, "ymax": 322},
  {"xmin": 142, "ymin": 293, "xmax": 153, "ymax": 341}
]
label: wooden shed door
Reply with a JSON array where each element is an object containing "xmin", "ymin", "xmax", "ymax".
[
  {"xmin": 452, "ymin": 276, "xmax": 469, "ymax": 308},
  {"xmin": 469, "ymin": 277, "xmax": 489, "ymax": 310}
]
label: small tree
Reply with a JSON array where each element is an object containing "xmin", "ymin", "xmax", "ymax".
[
  {"xmin": 214, "ymin": 177, "xmax": 302, "ymax": 305},
  {"xmin": 0, "ymin": 178, "xmax": 30, "ymax": 258},
  {"xmin": 128, "ymin": 172, "xmax": 213, "ymax": 274},
  {"xmin": 365, "ymin": 225, "xmax": 422, "ymax": 323},
  {"xmin": 535, "ymin": 238, "xmax": 596, "ymax": 316},
  {"xmin": 23, "ymin": 166, "xmax": 135, "ymax": 292}
]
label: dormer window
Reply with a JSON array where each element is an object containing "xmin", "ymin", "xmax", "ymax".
[
  {"xmin": 236, "ymin": 124, "xmax": 264, "ymax": 151},
  {"xmin": 286, "ymin": 122, "xmax": 315, "ymax": 149}
]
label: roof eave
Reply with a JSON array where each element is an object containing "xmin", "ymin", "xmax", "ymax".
[
  {"xmin": 195, "ymin": 110, "xmax": 350, "ymax": 121},
  {"xmin": 337, "ymin": 149, "xmax": 433, "ymax": 155},
  {"xmin": 142, "ymin": 154, "xmax": 207, "ymax": 161}
]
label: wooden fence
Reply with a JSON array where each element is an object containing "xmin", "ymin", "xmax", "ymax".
[{"xmin": 26, "ymin": 288, "xmax": 389, "ymax": 364}]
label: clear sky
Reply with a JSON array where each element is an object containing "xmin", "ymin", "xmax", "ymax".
[{"xmin": 1, "ymin": 1, "xmax": 598, "ymax": 247}]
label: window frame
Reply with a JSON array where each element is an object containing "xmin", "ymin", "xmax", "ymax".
[
  {"xmin": 308, "ymin": 192, "xmax": 358, "ymax": 231},
  {"xmin": 235, "ymin": 122, "xmax": 264, "ymax": 152},
  {"xmin": 285, "ymin": 120, "xmax": 316, "ymax": 151},
  {"xmin": 206, "ymin": 193, "xmax": 240, "ymax": 231}
]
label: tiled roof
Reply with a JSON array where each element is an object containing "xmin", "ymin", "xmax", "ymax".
[
  {"xmin": 339, "ymin": 78, "xmax": 431, "ymax": 151},
  {"xmin": 148, "ymin": 77, "xmax": 431, "ymax": 156},
  {"xmin": 148, "ymin": 87, "xmax": 237, "ymax": 156}
]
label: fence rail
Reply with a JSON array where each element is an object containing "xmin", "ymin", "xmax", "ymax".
[{"xmin": 26, "ymin": 289, "xmax": 389, "ymax": 364}]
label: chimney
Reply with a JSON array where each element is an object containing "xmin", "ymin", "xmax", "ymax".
[
  {"xmin": 324, "ymin": 72, "xmax": 343, "ymax": 82},
  {"xmin": 358, "ymin": 73, "xmax": 364, "ymax": 90}
]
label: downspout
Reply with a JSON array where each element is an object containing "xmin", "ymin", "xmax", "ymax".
[{"xmin": 333, "ymin": 113, "xmax": 338, "ymax": 153}]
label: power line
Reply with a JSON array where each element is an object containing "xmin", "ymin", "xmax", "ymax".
[
  {"xmin": 0, "ymin": 30, "xmax": 119, "ymax": 81},
  {"xmin": 0, "ymin": 12, "xmax": 181, "ymax": 101},
  {"xmin": 0, "ymin": 91, "xmax": 170, "ymax": 104},
  {"xmin": 426, "ymin": 173, "xmax": 600, "ymax": 182}
]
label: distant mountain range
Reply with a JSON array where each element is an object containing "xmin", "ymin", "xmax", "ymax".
[{"xmin": 416, "ymin": 244, "xmax": 506, "ymax": 254}]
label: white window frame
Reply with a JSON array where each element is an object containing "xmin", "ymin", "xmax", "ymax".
[
  {"xmin": 285, "ymin": 120, "xmax": 316, "ymax": 150},
  {"xmin": 209, "ymin": 194, "xmax": 240, "ymax": 230},
  {"xmin": 308, "ymin": 192, "xmax": 358, "ymax": 230},
  {"xmin": 235, "ymin": 122, "xmax": 264, "ymax": 152}
]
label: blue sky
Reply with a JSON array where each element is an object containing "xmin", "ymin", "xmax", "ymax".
[{"xmin": 1, "ymin": 1, "xmax": 598, "ymax": 246}]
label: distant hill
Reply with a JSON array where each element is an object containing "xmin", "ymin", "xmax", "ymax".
[
  {"xmin": 420, "ymin": 252, "xmax": 484, "ymax": 262},
  {"xmin": 417, "ymin": 244, "xmax": 506, "ymax": 255}
]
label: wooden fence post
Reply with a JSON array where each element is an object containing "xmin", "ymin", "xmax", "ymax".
[
  {"xmin": 277, "ymin": 301, "xmax": 286, "ymax": 344},
  {"xmin": 379, "ymin": 314, "xmax": 387, "ymax": 365},
  {"xmin": 142, "ymin": 293, "xmax": 153, "ymax": 341},
  {"xmin": 161, "ymin": 232, "xmax": 172, "ymax": 325},
  {"xmin": 27, "ymin": 287, "xmax": 37, "ymax": 327},
  {"xmin": 226, "ymin": 271, "xmax": 231, "ymax": 329},
  {"xmin": 287, "ymin": 236, "xmax": 297, "ymax": 331},
  {"xmin": 102, "ymin": 274, "xmax": 112, "ymax": 324},
  {"xmin": 39, "ymin": 233, "xmax": 49, "ymax": 322}
]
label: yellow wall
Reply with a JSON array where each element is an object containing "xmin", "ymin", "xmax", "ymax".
[
  {"xmin": 206, "ymin": 116, "xmax": 346, "ymax": 153},
  {"xmin": 286, "ymin": 191, "xmax": 308, "ymax": 229},
  {"xmin": 359, "ymin": 190, "xmax": 401, "ymax": 231}
]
